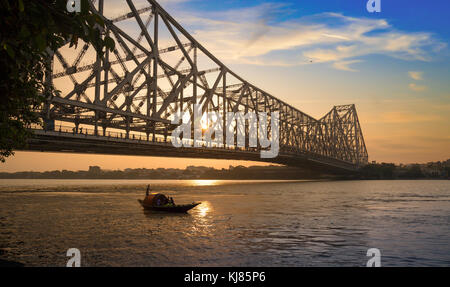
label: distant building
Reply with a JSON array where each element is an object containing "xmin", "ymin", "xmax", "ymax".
[
  {"xmin": 186, "ymin": 166, "xmax": 212, "ymax": 173},
  {"xmin": 88, "ymin": 166, "xmax": 102, "ymax": 174},
  {"xmin": 444, "ymin": 159, "xmax": 450, "ymax": 167}
]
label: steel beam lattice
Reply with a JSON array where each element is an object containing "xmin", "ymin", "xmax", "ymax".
[{"xmin": 37, "ymin": 0, "xmax": 368, "ymax": 172}]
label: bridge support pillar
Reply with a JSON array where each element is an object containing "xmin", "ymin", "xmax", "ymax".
[
  {"xmin": 152, "ymin": 123, "xmax": 156, "ymax": 142},
  {"xmin": 164, "ymin": 125, "xmax": 168, "ymax": 143},
  {"xmin": 94, "ymin": 112, "xmax": 99, "ymax": 136}
]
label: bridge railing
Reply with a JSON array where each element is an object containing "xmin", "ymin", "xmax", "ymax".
[
  {"xmin": 29, "ymin": 124, "xmax": 264, "ymax": 152},
  {"xmin": 29, "ymin": 124, "xmax": 360, "ymax": 170}
]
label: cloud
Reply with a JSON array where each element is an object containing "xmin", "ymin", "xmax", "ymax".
[
  {"xmin": 332, "ymin": 60, "xmax": 362, "ymax": 72},
  {"xmin": 162, "ymin": 4, "xmax": 446, "ymax": 71},
  {"xmin": 409, "ymin": 83, "xmax": 427, "ymax": 92},
  {"xmin": 408, "ymin": 71, "xmax": 423, "ymax": 81},
  {"xmin": 95, "ymin": 1, "xmax": 446, "ymax": 72}
]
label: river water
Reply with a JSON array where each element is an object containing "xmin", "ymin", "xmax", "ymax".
[{"xmin": 0, "ymin": 179, "xmax": 449, "ymax": 266}]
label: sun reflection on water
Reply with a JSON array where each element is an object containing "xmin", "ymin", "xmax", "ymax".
[
  {"xmin": 190, "ymin": 201, "xmax": 213, "ymax": 234},
  {"xmin": 197, "ymin": 201, "xmax": 211, "ymax": 217},
  {"xmin": 191, "ymin": 180, "xmax": 220, "ymax": 186}
]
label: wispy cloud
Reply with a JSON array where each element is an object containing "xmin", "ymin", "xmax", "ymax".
[
  {"xmin": 164, "ymin": 4, "xmax": 446, "ymax": 71},
  {"xmin": 332, "ymin": 60, "xmax": 362, "ymax": 72},
  {"xmin": 100, "ymin": 1, "xmax": 446, "ymax": 71},
  {"xmin": 409, "ymin": 83, "xmax": 427, "ymax": 92},
  {"xmin": 408, "ymin": 71, "xmax": 423, "ymax": 81}
]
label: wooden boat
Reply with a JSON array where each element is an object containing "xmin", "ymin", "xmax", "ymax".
[
  {"xmin": 138, "ymin": 193, "xmax": 200, "ymax": 213},
  {"xmin": 138, "ymin": 199, "xmax": 200, "ymax": 213}
]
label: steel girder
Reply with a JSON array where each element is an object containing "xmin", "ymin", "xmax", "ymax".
[{"xmin": 43, "ymin": 0, "xmax": 368, "ymax": 169}]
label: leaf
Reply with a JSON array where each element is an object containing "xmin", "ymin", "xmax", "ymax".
[
  {"xmin": 18, "ymin": 0, "xmax": 24, "ymax": 12},
  {"xmin": 104, "ymin": 36, "xmax": 115, "ymax": 51},
  {"xmin": 35, "ymin": 34, "xmax": 46, "ymax": 51},
  {"xmin": 4, "ymin": 44, "xmax": 15, "ymax": 58},
  {"xmin": 19, "ymin": 25, "xmax": 30, "ymax": 38}
]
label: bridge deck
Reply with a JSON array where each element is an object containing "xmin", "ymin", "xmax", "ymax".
[{"xmin": 23, "ymin": 129, "xmax": 360, "ymax": 174}]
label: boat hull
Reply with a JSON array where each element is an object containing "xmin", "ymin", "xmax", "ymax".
[{"xmin": 138, "ymin": 199, "xmax": 200, "ymax": 213}]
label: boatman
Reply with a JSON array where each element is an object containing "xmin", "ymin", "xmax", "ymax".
[{"xmin": 146, "ymin": 184, "xmax": 150, "ymax": 197}]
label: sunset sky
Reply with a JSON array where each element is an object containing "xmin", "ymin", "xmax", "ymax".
[{"xmin": 2, "ymin": 0, "xmax": 449, "ymax": 172}]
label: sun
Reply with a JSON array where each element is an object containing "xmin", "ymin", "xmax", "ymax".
[
  {"xmin": 201, "ymin": 119, "xmax": 208, "ymax": 130},
  {"xmin": 200, "ymin": 113, "xmax": 218, "ymax": 130},
  {"xmin": 200, "ymin": 114, "xmax": 209, "ymax": 130}
]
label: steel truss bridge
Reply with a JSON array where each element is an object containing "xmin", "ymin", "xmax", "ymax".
[{"xmin": 27, "ymin": 0, "xmax": 368, "ymax": 173}]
